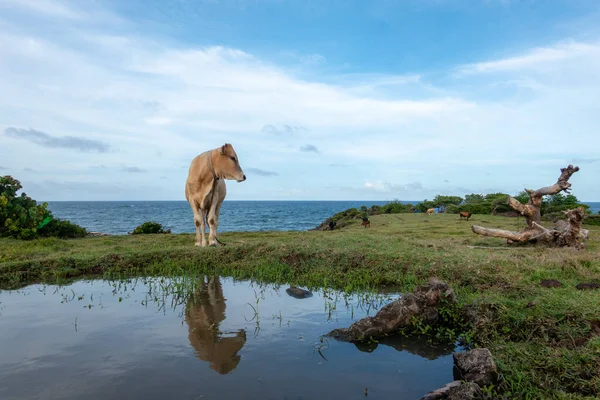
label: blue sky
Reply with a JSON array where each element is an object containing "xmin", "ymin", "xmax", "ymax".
[{"xmin": 1, "ymin": 0, "xmax": 599, "ymax": 201}]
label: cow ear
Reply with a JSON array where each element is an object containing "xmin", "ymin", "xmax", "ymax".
[{"xmin": 220, "ymin": 144, "xmax": 227, "ymax": 155}]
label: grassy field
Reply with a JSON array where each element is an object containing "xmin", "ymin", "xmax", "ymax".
[{"xmin": 1, "ymin": 212, "xmax": 599, "ymax": 398}]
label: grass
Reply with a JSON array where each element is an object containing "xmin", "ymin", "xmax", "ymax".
[{"xmin": 1, "ymin": 212, "xmax": 600, "ymax": 398}]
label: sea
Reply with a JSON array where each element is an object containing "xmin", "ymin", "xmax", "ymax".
[{"xmin": 45, "ymin": 200, "xmax": 600, "ymax": 236}]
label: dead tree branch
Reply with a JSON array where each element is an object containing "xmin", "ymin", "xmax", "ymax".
[{"xmin": 472, "ymin": 166, "xmax": 588, "ymax": 248}]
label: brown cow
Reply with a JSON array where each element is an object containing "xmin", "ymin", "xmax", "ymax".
[
  {"xmin": 426, "ymin": 208, "xmax": 435, "ymax": 215},
  {"xmin": 459, "ymin": 211, "xmax": 472, "ymax": 221},
  {"xmin": 184, "ymin": 276, "xmax": 247, "ymax": 374},
  {"xmin": 361, "ymin": 217, "xmax": 370, "ymax": 228},
  {"xmin": 185, "ymin": 143, "xmax": 246, "ymax": 247}
]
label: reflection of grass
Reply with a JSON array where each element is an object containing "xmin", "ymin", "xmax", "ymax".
[
  {"xmin": 245, "ymin": 294, "xmax": 261, "ymax": 337},
  {"xmin": 2, "ymin": 213, "xmax": 600, "ymax": 398},
  {"xmin": 314, "ymin": 336, "xmax": 329, "ymax": 361}
]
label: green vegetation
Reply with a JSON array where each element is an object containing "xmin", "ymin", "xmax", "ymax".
[
  {"xmin": 584, "ymin": 215, "xmax": 600, "ymax": 226},
  {"xmin": 1, "ymin": 213, "xmax": 599, "ymax": 398},
  {"xmin": 131, "ymin": 221, "xmax": 172, "ymax": 235},
  {"xmin": 0, "ymin": 175, "xmax": 86, "ymax": 239},
  {"xmin": 318, "ymin": 192, "xmax": 592, "ymax": 232}
]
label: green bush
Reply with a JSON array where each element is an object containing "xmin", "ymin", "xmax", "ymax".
[
  {"xmin": 38, "ymin": 218, "xmax": 87, "ymax": 239},
  {"xmin": 381, "ymin": 200, "xmax": 414, "ymax": 214},
  {"xmin": 369, "ymin": 205, "xmax": 381, "ymax": 215},
  {"xmin": 444, "ymin": 191, "xmax": 588, "ymax": 217},
  {"xmin": 583, "ymin": 215, "xmax": 600, "ymax": 226},
  {"xmin": 1, "ymin": 175, "xmax": 87, "ymax": 240},
  {"xmin": 1, "ymin": 175, "xmax": 51, "ymax": 239},
  {"xmin": 415, "ymin": 200, "xmax": 436, "ymax": 213},
  {"xmin": 132, "ymin": 221, "xmax": 171, "ymax": 235}
]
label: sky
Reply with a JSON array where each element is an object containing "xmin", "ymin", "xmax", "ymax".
[{"xmin": 1, "ymin": 0, "xmax": 599, "ymax": 202}]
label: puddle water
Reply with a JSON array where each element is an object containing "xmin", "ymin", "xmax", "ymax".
[{"xmin": 0, "ymin": 277, "xmax": 456, "ymax": 400}]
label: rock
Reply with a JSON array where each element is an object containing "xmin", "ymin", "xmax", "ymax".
[
  {"xmin": 540, "ymin": 279, "xmax": 563, "ymax": 288},
  {"xmin": 576, "ymin": 282, "xmax": 600, "ymax": 290},
  {"xmin": 447, "ymin": 382, "xmax": 483, "ymax": 400},
  {"xmin": 420, "ymin": 381, "xmax": 461, "ymax": 400},
  {"xmin": 327, "ymin": 277, "xmax": 457, "ymax": 342},
  {"xmin": 421, "ymin": 381, "xmax": 483, "ymax": 400},
  {"xmin": 453, "ymin": 348, "xmax": 498, "ymax": 388},
  {"xmin": 285, "ymin": 287, "xmax": 312, "ymax": 299}
]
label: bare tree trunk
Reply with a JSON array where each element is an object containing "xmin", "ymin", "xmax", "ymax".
[{"xmin": 472, "ymin": 165, "xmax": 589, "ymax": 248}]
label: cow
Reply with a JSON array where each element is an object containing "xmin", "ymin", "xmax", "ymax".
[
  {"xmin": 361, "ymin": 217, "xmax": 370, "ymax": 228},
  {"xmin": 185, "ymin": 143, "xmax": 246, "ymax": 247},
  {"xmin": 426, "ymin": 208, "xmax": 435, "ymax": 215},
  {"xmin": 184, "ymin": 276, "xmax": 247, "ymax": 374},
  {"xmin": 459, "ymin": 211, "xmax": 472, "ymax": 221}
]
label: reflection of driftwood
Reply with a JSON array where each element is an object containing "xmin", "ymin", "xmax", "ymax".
[
  {"xmin": 472, "ymin": 165, "xmax": 589, "ymax": 248},
  {"xmin": 184, "ymin": 276, "xmax": 246, "ymax": 374}
]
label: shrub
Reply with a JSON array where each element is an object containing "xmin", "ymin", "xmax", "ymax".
[
  {"xmin": 131, "ymin": 221, "xmax": 171, "ymax": 235},
  {"xmin": 381, "ymin": 200, "xmax": 414, "ymax": 214},
  {"xmin": 38, "ymin": 218, "xmax": 87, "ymax": 239},
  {"xmin": 1, "ymin": 175, "xmax": 88, "ymax": 240},
  {"xmin": 1, "ymin": 175, "xmax": 51, "ymax": 239},
  {"xmin": 369, "ymin": 205, "xmax": 381, "ymax": 215},
  {"xmin": 583, "ymin": 215, "xmax": 600, "ymax": 226},
  {"xmin": 415, "ymin": 200, "xmax": 436, "ymax": 213}
]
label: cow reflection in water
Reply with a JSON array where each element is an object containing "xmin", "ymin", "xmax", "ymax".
[{"xmin": 184, "ymin": 276, "xmax": 246, "ymax": 374}]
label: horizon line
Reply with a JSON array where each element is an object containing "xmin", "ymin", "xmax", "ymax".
[{"xmin": 39, "ymin": 199, "xmax": 600, "ymax": 203}]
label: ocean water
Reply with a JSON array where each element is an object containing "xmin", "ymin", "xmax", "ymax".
[
  {"xmin": 45, "ymin": 200, "xmax": 600, "ymax": 236},
  {"xmin": 45, "ymin": 201, "xmax": 397, "ymax": 235}
]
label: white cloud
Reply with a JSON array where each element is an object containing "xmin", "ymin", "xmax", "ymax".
[
  {"xmin": 0, "ymin": 1, "xmax": 599, "ymax": 200},
  {"xmin": 144, "ymin": 117, "xmax": 172, "ymax": 126},
  {"xmin": 364, "ymin": 181, "xmax": 423, "ymax": 193},
  {"xmin": 0, "ymin": 0, "xmax": 83, "ymax": 19},
  {"xmin": 456, "ymin": 40, "xmax": 600, "ymax": 75}
]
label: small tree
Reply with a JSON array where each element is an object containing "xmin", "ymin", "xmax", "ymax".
[
  {"xmin": 0, "ymin": 176, "xmax": 51, "ymax": 239},
  {"xmin": 0, "ymin": 175, "xmax": 86, "ymax": 240},
  {"xmin": 433, "ymin": 195, "xmax": 463, "ymax": 208},
  {"xmin": 415, "ymin": 200, "xmax": 436, "ymax": 213},
  {"xmin": 464, "ymin": 193, "xmax": 485, "ymax": 204}
]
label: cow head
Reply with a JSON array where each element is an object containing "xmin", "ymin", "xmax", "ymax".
[{"xmin": 216, "ymin": 143, "xmax": 246, "ymax": 182}]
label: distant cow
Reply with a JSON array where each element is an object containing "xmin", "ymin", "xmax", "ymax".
[
  {"xmin": 459, "ymin": 211, "xmax": 472, "ymax": 221},
  {"xmin": 361, "ymin": 217, "xmax": 370, "ymax": 228},
  {"xmin": 185, "ymin": 143, "xmax": 246, "ymax": 247},
  {"xmin": 328, "ymin": 220, "xmax": 337, "ymax": 231},
  {"xmin": 426, "ymin": 208, "xmax": 435, "ymax": 215}
]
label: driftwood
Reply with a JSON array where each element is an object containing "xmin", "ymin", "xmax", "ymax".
[{"xmin": 472, "ymin": 165, "xmax": 589, "ymax": 249}]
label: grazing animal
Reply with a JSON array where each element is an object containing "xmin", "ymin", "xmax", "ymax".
[
  {"xmin": 426, "ymin": 208, "xmax": 435, "ymax": 215},
  {"xmin": 328, "ymin": 220, "xmax": 337, "ymax": 231},
  {"xmin": 361, "ymin": 217, "xmax": 370, "ymax": 228},
  {"xmin": 185, "ymin": 143, "xmax": 246, "ymax": 247},
  {"xmin": 459, "ymin": 211, "xmax": 472, "ymax": 221}
]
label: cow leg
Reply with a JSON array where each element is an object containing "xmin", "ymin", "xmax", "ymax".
[
  {"xmin": 188, "ymin": 199, "xmax": 203, "ymax": 246},
  {"xmin": 207, "ymin": 202, "xmax": 220, "ymax": 246},
  {"xmin": 198, "ymin": 207, "xmax": 208, "ymax": 247},
  {"xmin": 208, "ymin": 181, "xmax": 225, "ymax": 247},
  {"xmin": 189, "ymin": 199, "xmax": 207, "ymax": 247}
]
